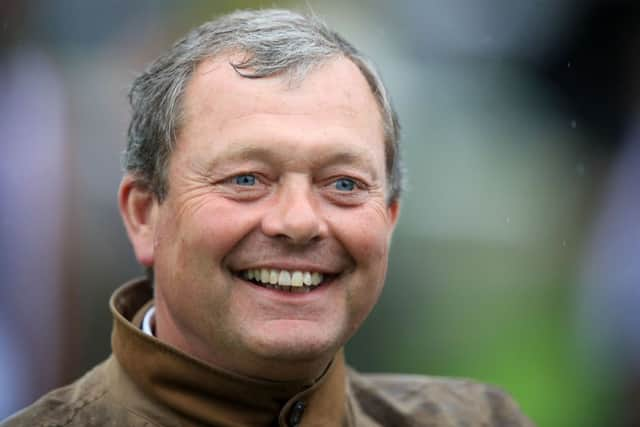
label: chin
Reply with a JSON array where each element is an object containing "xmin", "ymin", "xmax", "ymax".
[{"xmin": 248, "ymin": 323, "xmax": 344, "ymax": 362}]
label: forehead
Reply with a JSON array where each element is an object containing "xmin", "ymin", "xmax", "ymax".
[
  {"xmin": 183, "ymin": 53, "xmax": 382, "ymax": 131},
  {"xmin": 172, "ymin": 53, "xmax": 386, "ymax": 175}
]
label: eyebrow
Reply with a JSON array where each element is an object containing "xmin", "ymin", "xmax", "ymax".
[{"xmin": 204, "ymin": 143, "xmax": 379, "ymax": 178}]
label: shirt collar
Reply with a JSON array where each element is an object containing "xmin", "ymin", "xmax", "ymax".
[{"xmin": 141, "ymin": 305, "xmax": 155, "ymax": 336}]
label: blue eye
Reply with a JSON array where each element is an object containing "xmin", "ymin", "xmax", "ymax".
[
  {"xmin": 335, "ymin": 178, "xmax": 356, "ymax": 191},
  {"xmin": 233, "ymin": 174, "xmax": 256, "ymax": 186}
]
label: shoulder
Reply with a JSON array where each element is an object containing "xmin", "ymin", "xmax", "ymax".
[
  {"xmin": 1, "ymin": 358, "xmax": 152, "ymax": 427},
  {"xmin": 348, "ymin": 369, "xmax": 535, "ymax": 426}
]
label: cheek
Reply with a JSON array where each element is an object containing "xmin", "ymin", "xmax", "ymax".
[
  {"xmin": 333, "ymin": 206, "xmax": 392, "ymax": 294},
  {"xmin": 330, "ymin": 208, "xmax": 392, "ymax": 301},
  {"xmin": 152, "ymin": 199, "xmax": 263, "ymax": 305},
  {"xmin": 165, "ymin": 198, "xmax": 262, "ymax": 255},
  {"xmin": 154, "ymin": 199, "xmax": 264, "ymax": 304},
  {"xmin": 335, "ymin": 210, "xmax": 392, "ymax": 265}
]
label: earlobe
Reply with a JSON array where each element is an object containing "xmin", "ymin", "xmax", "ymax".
[
  {"xmin": 388, "ymin": 200, "xmax": 400, "ymax": 228},
  {"xmin": 118, "ymin": 175, "xmax": 157, "ymax": 267}
]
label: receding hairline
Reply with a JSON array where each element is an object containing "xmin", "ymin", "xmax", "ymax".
[{"xmin": 180, "ymin": 51, "xmax": 384, "ymax": 120}]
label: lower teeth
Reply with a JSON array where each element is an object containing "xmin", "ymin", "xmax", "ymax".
[{"xmin": 255, "ymin": 281, "xmax": 315, "ymax": 292}]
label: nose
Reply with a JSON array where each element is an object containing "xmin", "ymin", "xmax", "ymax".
[{"xmin": 261, "ymin": 176, "xmax": 327, "ymax": 245}]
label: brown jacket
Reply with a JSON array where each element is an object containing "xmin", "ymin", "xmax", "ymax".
[{"xmin": 2, "ymin": 279, "xmax": 534, "ymax": 427}]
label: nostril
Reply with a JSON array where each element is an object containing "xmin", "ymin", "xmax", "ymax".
[
  {"xmin": 260, "ymin": 185, "xmax": 327, "ymax": 244},
  {"xmin": 261, "ymin": 216, "xmax": 325, "ymax": 245}
]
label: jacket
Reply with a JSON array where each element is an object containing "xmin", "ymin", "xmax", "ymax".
[{"xmin": 2, "ymin": 278, "xmax": 534, "ymax": 426}]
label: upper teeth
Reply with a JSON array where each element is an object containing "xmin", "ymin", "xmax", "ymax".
[{"xmin": 242, "ymin": 269, "xmax": 324, "ymax": 287}]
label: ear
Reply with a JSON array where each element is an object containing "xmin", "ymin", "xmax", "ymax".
[
  {"xmin": 118, "ymin": 175, "xmax": 157, "ymax": 267},
  {"xmin": 387, "ymin": 199, "xmax": 400, "ymax": 232}
]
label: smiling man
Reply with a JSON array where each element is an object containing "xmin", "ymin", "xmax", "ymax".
[{"xmin": 2, "ymin": 9, "xmax": 532, "ymax": 427}]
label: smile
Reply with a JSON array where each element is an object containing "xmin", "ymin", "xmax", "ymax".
[{"xmin": 238, "ymin": 268, "xmax": 327, "ymax": 293}]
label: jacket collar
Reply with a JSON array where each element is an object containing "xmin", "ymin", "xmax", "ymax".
[{"xmin": 110, "ymin": 277, "xmax": 349, "ymax": 426}]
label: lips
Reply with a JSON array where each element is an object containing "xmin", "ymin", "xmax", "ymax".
[{"xmin": 236, "ymin": 268, "xmax": 331, "ymax": 293}]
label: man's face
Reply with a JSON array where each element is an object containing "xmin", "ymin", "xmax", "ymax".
[{"xmin": 140, "ymin": 55, "xmax": 398, "ymax": 380}]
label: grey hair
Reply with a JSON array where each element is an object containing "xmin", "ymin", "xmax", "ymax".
[{"xmin": 124, "ymin": 9, "xmax": 402, "ymax": 203}]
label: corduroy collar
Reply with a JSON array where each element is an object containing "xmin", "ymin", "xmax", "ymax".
[{"xmin": 109, "ymin": 278, "xmax": 349, "ymax": 427}]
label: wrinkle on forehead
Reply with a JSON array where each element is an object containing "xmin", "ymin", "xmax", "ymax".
[
  {"xmin": 172, "ymin": 53, "xmax": 387, "ymax": 186},
  {"xmin": 182, "ymin": 54, "xmax": 382, "ymax": 132}
]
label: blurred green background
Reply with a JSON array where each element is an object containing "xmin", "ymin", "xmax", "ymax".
[{"xmin": 3, "ymin": 1, "xmax": 640, "ymax": 425}]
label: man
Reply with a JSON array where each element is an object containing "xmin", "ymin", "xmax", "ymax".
[{"xmin": 3, "ymin": 9, "xmax": 533, "ymax": 427}]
